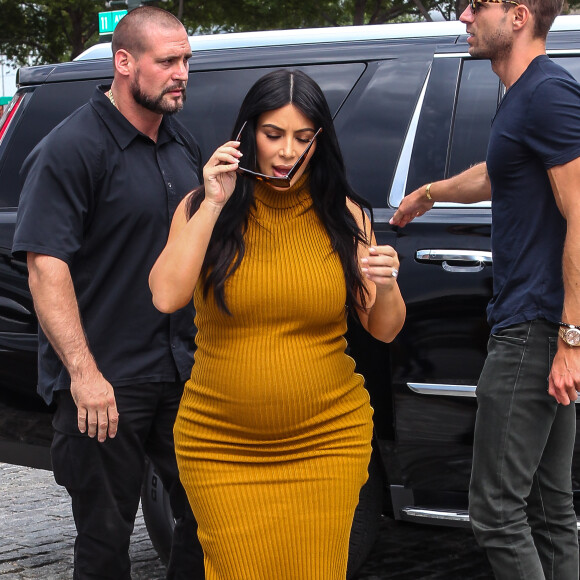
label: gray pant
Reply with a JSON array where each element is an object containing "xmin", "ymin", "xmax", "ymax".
[{"xmin": 469, "ymin": 320, "xmax": 579, "ymax": 580}]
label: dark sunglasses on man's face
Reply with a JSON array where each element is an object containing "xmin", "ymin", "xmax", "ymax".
[
  {"xmin": 234, "ymin": 121, "xmax": 322, "ymax": 189},
  {"xmin": 468, "ymin": 0, "xmax": 520, "ymax": 12}
]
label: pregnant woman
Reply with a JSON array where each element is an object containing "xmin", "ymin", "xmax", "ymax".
[{"xmin": 149, "ymin": 68, "xmax": 405, "ymax": 580}]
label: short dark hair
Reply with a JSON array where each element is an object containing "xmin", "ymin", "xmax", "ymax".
[
  {"xmin": 518, "ymin": 0, "xmax": 563, "ymax": 39},
  {"xmin": 112, "ymin": 6, "xmax": 185, "ymax": 57}
]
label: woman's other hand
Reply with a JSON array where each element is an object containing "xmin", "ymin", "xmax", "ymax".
[{"xmin": 360, "ymin": 245, "xmax": 400, "ymax": 289}]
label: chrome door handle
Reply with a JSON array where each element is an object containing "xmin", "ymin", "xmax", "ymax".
[{"xmin": 416, "ymin": 249, "xmax": 492, "ymax": 273}]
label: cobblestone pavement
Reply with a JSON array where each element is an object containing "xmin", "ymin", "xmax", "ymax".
[
  {"xmin": 356, "ymin": 518, "xmax": 493, "ymax": 579},
  {"xmin": 0, "ymin": 462, "xmax": 494, "ymax": 579},
  {"xmin": 0, "ymin": 463, "xmax": 165, "ymax": 580}
]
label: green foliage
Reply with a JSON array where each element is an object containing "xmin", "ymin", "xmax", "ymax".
[
  {"xmin": 0, "ymin": 0, "xmax": 105, "ymax": 64},
  {"xmin": 2, "ymin": 0, "xmax": 580, "ymax": 67},
  {"xmin": 172, "ymin": 0, "xmax": 445, "ymax": 31}
]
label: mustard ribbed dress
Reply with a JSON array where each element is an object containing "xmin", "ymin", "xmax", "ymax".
[{"xmin": 174, "ymin": 173, "xmax": 374, "ymax": 580}]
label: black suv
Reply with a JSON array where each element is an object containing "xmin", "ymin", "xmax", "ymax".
[{"xmin": 2, "ymin": 16, "xmax": 580, "ymax": 575}]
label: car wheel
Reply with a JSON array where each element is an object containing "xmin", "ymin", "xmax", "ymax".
[
  {"xmin": 347, "ymin": 444, "xmax": 385, "ymax": 579},
  {"xmin": 141, "ymin": 457, "xmax": 174, "ymax": 564},
  {"xmin": 141, "ymin": 446, "xmax": 385, "ymax": 574}
]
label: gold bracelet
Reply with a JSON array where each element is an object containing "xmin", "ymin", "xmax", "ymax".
[{"xmin": 425, "ymin": 183, "xmax": 433, "ymax": 200}]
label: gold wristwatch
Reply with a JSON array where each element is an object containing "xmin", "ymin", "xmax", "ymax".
[{"xmin": 559, "ymin": 322, "xmax": 580, "ymax": 346}]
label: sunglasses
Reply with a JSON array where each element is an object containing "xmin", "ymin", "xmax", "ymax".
[
  {"xmin": 234, "ymin": 121, "xmax": 322, "ymax": 188},
  {"xmin": 468, "ymin": 0, "xmax": 520, "ymax": 11}
]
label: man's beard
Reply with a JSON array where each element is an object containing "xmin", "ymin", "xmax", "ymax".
[
  {"xmin": 130, "ymin": 77, "xmax": 187, "ymax": 116},
  {"xmin": 470, "ymin": 19, "xmax": 513, "ymax": 63}
]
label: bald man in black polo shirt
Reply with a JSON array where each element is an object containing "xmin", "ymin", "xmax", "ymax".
[{"xmin": 13, "ymin": 7, "xmax": 204, "ymax": 580}]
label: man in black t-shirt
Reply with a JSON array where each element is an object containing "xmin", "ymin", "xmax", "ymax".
[
  {"xmin": 13, "ymin": 7, "xmax": 204, "ymax": 580},
  {"xmin": 391, "ymin": 1, "xmax": 580, "ymax": 579}
]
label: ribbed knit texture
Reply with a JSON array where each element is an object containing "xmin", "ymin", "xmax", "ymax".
[{"xmin": 174, "ymin": 173, "xmax": 374, "ymax": 580}]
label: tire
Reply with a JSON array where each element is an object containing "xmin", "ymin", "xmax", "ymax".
[
  {"xmin": 141, "ymin": 447, "xmax": 385, "ymax": 574},
  {"xmin": 141, "ymin": 457, "xmax": 174, "ymax": 564},
  {"xmin": 347, "ymin": 444, "xmax": 385, "ymax": 580}
]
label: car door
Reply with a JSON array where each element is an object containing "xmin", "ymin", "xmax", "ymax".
[
  {"xmin": 389, "ymin": 51, "xmax": 499, "ymax": 498},
  {"xmin": 388, "ymin": 44, "xmax": 580, "ymax": 508}
]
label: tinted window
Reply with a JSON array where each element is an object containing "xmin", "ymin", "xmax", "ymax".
[
  {"xmin": 401, "ymin": 54, "xmax": 580, "ymax": 209},
  {"xmin": 404, "ymin": 56, "xmax": 460, "ymax": 198},
  {"xmin": 446, "ymin": 56, "xmax": 580, "ymax": 180},
  {"xmin": 552, "ymin": 56, "xmax": 580, "ymax": 81},
  {"xmin": 0, "ymin": 79, "xmax": 110, "ymax": 208},
  {"xmin": 447, "ymin": 59, "xmax": 499, "ymax": 177},
  {"xmin": 181, "ymin": 64, "xmax": 365, "ymax": 163},
  {"xmin": 337, "ymin": 49, "xmax": 433, "ymax": 207}
]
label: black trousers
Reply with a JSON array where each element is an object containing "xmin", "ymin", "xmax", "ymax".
[{"xmin": 51, "ymin": 382, "xmax": 204, "ymax": 580}]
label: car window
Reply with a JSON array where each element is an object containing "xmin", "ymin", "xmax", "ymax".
[
  {"xmin": 447, "ymin": 59, "xmax": 499, "ymax": 178},
  {"xmin": 442, "ymin": 56, "xmax": 580, "ymax": 192},
  {"xmin": 444, "ymin": 55, "xmax": 580, "ymax": 205},
  {"xmin": 180, "ymin": 64, "xmax": 366, "ymax": 164},
  {"xmin": 551, "ymin": 55, "xmax": 580, "ymax": 81},
  {"xmin": 400, "ymin": 55, "xmax": 462, "ymax": 205},
  {"xmin": 0, "ymin": 80, "xmax": 108, "ymax": 208},
  {"xmin": 337, "ymin": 51, "xmax": 433, "ymax": 208}
]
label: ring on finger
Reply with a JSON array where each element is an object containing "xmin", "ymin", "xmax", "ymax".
[{"xmin": 391, "ymin": 268, "xmax": 399, "ymax": 279}]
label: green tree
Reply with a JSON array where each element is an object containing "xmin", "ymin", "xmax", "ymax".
[
  {"xmin": 173, "ymin": 0, "xmax": 446, "ymax": 31},
  {"xmin": 0, "ymin": 0, "xmax": 105, "ymax": 64},
  {"xmin": 2, "ymin": 0, "xmax": 579, "ymax": 67}
]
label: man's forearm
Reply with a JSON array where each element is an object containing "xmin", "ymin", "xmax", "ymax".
[
  {"xmin": 390, "ymin": 162, "xmax": 491, "ymax": 227},
  {"xmin": 561, "ymin": 229, "xmax": 580, "ymax": 325},
  {"xmin": 27, "ymin": 252, "xmax": 118, "ymax": 440},
  {"xmin": 548, "ymin": 161, "xmax": 580, "ymax": 325},
  {"xmin": 27, "ymin": 253, "xmax": 99, "ymax": 381},
  {"xmin": 549, "ymin": 230, "xmax": 580, "ymax": 404},
  {"xmin": 427, "ymin": 162, "xmax": 492, "ymax": 204}
]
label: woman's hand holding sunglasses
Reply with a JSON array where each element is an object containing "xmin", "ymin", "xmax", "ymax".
[{"xmin": 203, "ymin": 141, "xmax": 242, "ymax": 209}]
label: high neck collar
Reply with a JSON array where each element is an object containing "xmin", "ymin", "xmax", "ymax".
[{"xmin": 253, "ymin": 172, "xmax": 311, "ymax": 210}]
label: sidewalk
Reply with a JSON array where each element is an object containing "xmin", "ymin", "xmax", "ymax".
[{"xmin": 0, "ymin": 463, "xmax": 165, "ymax": 579}]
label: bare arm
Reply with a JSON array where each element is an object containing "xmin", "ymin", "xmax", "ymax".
[
  {"xmin": 390, "ymin": 162, "xmax": 492, "ymax": 228},
  {"xmin": 149, "ymin": 141, "xmax": 241, "ymax": 313},
  {"xmin": 27, "ymin": 253, "xmax": 118, "ymax": 441},
  {"xmin": 349, "ymin": 201, "xmax": 406, "ymax": 343},
  {"xmin": 547, "ymin": 158, "xmax": 580, "ymax": 405}
]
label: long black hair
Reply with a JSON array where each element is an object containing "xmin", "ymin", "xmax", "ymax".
[{"xmin": 187, "ymin": 69, "xmax": 373, "ymax": 314}]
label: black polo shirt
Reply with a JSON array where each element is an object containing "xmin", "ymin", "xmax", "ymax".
[{"xmin": 13, "ymin": 86, "xmax": 202, "ymax": 404}]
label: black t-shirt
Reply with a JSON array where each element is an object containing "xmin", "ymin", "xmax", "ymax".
[
  {"xmin": 13, "ymin": 86, "xmax": 202, "ymax": 404},
  {"xmin": 486, "ymin": 55, "xmax": 580, "ymax": 333}
]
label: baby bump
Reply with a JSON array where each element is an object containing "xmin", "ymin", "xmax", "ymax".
[{"xmin": 185, "ymin": 351, "xmax": 370, "ymax": 437}]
